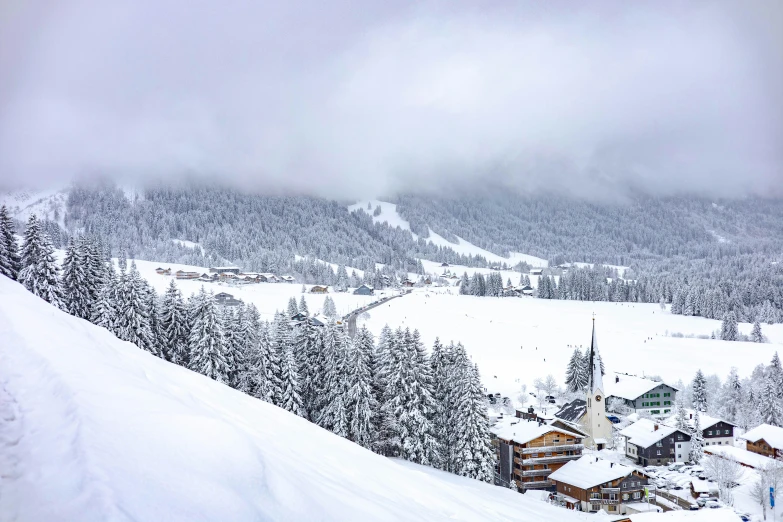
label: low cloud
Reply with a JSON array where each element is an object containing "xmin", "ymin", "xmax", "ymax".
[{"xmin": 0, "ymin": 0, "xmax": 780, "ymax": 198}]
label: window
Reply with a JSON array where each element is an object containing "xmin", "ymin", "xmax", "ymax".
[
  {"xmin": 677, "ymin": 434, "xmax": 683, "ymax": 441},
  {"xmin": 669, "ymin": 438, "xmax": 674, "ymax": 443},
  {"xmin": 664, "ymin": 401, "xmax": 671, "ymax": 406},
  {"xmin": 633, "ymin": 492, "xmax": 641, "ymax": 499},
  {"xmin": 664, "ymin": 409, "xmax": 671, "ymax": 414},
  {"xmin": 651, "ymin": 410, "xmax": 660, "ymax": 414},
  {"xmin": 678, "ymin": 454, "xmax": 681, "ymax": 458},
  {"xmin": 656, "ymin": 450, "xmax": 661, "ymax": 456},
  {"xmin": 656, "ymin": 442, "xmax": 662, "ymax": 447},
  {"xmin": 725, "ymin": 430, "xmax": 730, "ymax": 435},
  {"xmin": 677, "ymin": 444, "xmax": 681, "ymax": 448},
  {"xmin": 707, "ymin": 431, "xmax": 712, "ymax": 436},
  {"xmin": 664, "ymin": 392, "xmax": 671, "ymax": 397}
]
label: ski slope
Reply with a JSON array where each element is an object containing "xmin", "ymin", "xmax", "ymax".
[
  {"xmin": 0, "ymin": 275, "xmax": 610, "ymax": 522},
  {"xmin": 348, "ymin": 200, "xmax": 549, "ymax": 267},
  {"xmin": 360, "ymin": 289, "xmax": 783, "ymax": 404}
]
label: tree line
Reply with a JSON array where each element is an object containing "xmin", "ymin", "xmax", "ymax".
[{"xmin": 0, "ymin": 206, "xmax": 495, "ymax": 482}]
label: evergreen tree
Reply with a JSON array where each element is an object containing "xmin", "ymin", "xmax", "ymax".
[
  {"xmin": 689, "ymin": 410, "xmax": 704, "ymax": 464},
  {"xmin": 565, "ymin": 348, "xmax": 583, "ymax": 393},
  {"xmin": 234, "ymin": 303, "xmax": 261, "ymax": 394},
  {"xmin": 19, "ymin": 214, "xmax": 64, "ymax": 308},
  {"xmin": 61, "ymin": 237, "xmax": 91, "ymax": 319},
  {"xmin": 160, "ymin": 280, "xmax": 189, "ymax": 365},
  {"xmin": 691, "ymin": 369, "xmax": 708, "ymax": 412},
  {"xmin": 267, "ymin": 311, "xmax": 289, "ymax": 404},
  {"xmin": 298, "ymin": 294, "xmax": 309, "ymax": 316},
  {"xmin": 759, "ymin": 376, "xmax": 783, "ymax": 427},
  {"xmin": 221, "ymin": 306, "xmax": 243, "ymax": 388},
  {"xmin": 346, "ymin": 326, "xmax": 378, "ymax": 448},
  {"xmin": 323, "ymin": 295, "xmax": 337, "ymax": 319},
  {"xmin": 769, "ymin": 352, "xmax": 783, "ymax": 399},
  {"xmin": 674, "ymin": 394, "xmax": 690, "ymax": 431},
  {"xmin": 720, "ymin": 311, "xmax": 739, "ymax": 341},
  {"xmin": 452, "ymin": 360, "xmax": 495, "ymax": 481},
  {"xmin": 279, "ymin": 343, "xmax": 305, "ymax": 416},
  {"xmin": 718, "ymin": 367, "xmax": 742, "ymax": 424},
  {"xmin": 188, "ymin": 292, "xmax": 229, "ymax": 383},
  {"xmin": 90, "ymin": 262, "xmax": 118, "ymax": 331},
  {"xmin": 460, "ymin": 272, "xmax": 470, "ymax": 295},
  {"xmin": 286, "ymin": 296, "xmax": 299, "ymax": 318},
  {"xmin": 0, "ymin": 205, "xmax": 21, "ymax": 280},
  {"xmin": 114, "ymin": 262, "xmax": 156, "ymax": 354},
  {"xmin": 247, "ymin": 321, "xmax": 276, "ymax": 402},
  {"xmin": 317, "ymin": 323, "xmax": 350, "ymax": 437},
  {"xmin": 430, "ymin": 339, "xmax": 454, "ymax": 470},
  {"xmin": 751, "ymin": 321, "xmax": 763, "ymax": 343}
]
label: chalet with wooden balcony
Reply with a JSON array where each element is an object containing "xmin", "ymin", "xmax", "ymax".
[
  {"xmin": 549, "ymin": 456, "xmax": 651, "ymax": 515},
  {"xmin": 490, "ymin": 416, "xmax": 584, "ymax": 493},
  {"xmin": 741, "ymin": 423, "xmax": 783, "ymax": 460}
]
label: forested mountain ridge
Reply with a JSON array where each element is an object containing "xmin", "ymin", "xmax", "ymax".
[{"xmin": 394, "ymin": 192, "xmax": 783, "ymax": 266}]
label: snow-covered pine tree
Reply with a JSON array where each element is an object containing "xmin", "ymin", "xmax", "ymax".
[
  {"xmin": 674, "ymin": 394, "xmax": 690, "ymax": 431},
  {"xmin": 452, "ymin": 359, "xmax": 495, "ymax": 482},
  {"xmin": 298, "ymin": 294, "xmax": 309, "ymax": 316},
  {"xmin": 279, "ymin": 341, "xmax": 305, "ymax": 416},
  {"xmin": 81, "ymin": 237, "xmax": 105, "ymax": 312},
  {"xmin": 19, "ymin": 214, "xmax": 64, "ymax": 308},
  {"xmin": 114, "ymin": 262, "xmax": 156, "ymax": 354},
  {"xmin": 221, "ymin": 305, "xmax": 242, "ymax": 388},
  {"xmin": 751, "ymin": 321, "xmax": 763, "ymax": 343},
  {"xmin": 459, "ymin": 273, "xmax": 470, "ymax": 295},
  {"xmin": 691, "ymin": 370, "xmax": 708, "ymax": 412},
  {"xmin": 717, "ymin": 367, "xmax": 742, "ymax": 424},
  {"xmin": 406, "ymin": 329, "xmax": 441, "ymax": 467},
  {"xmin": 565, "ymin": 348, "xmax": 583, "ymax": 393},
  {"xmin": 689, "ymin": 410, "xmax": 704, "ymax": 463},
  {"xmin": 147, "ymin": 285, "xmax": 164, "ymax": 357},
  {"xmin": 160, "ymin": 280, "xmax": 189, "ymax": 365},
  {"xmin": 188, "ymin": 291, "xmax": 229, "ymax": 383},
  {"xmin": 286, "ymin": 296, "xmax": 299, "ymax": 318},
  {"xmin": 430, "ymin": 338, "xmax": 454, "ymax": 470},
  {"xmin": 61, "ymin": 236, "xmax": 91, "ymax": 319},
  {"xmin": 376, "ymin": 327, "xmax": 404, "ymax": 457},
  {"xmin": 769, "ymin": 352, "xmax": 783, "ymax": 400},
  {"xmin": 759, "ymin": 376, "xmax": 783, "ymax": 427},
  {"xmin": 720, "ymin": 311, "xmax": 739, "ymax": 341},
  {"xmin": 0, "ymin": 205, "xmax": 21, "ymax": 280},
  {"xmin": 316, "ymin": 322, "xmax": 350, "ymax": 437},
  {"xmin": 267, "ymin": 311, "xmax": 288, "ymax": 404},
  {"xmin": 336, "ymin": 264, "xmax": 349, "ymax": 292},
  {"xmin": 90, "ymin": 262, "xmax": 118, "ymax": 331},
  {"xmin": 322, "ymin": 295, "xmax": 337, "ymax": 319},
  {"xmin": 345, "ymin": 326, "xmax": 378, "ymax": 448},
  {"xmin": 234, "ymin": 303, "xmax": 260, "ymax": 394}
]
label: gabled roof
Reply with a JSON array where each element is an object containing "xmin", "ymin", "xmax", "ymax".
[
  {"xmin": 619, "ymin": 419, "xmax": 684, "ymax": 449},
  {"xmin": 555, "ymin": 399, "xmax": 586, "ymax": 424},
  {"xmin": 661, "ymin": 409, "xmax": 734, "ymax": 432},
  {"xmin": 490, "ymin": 416, "xmax": 582, "ymax": 446},
  {"xmin": 549, "ymin": 456, "xmax": 639, "ymax": 490},
  {"xmin": 740, "ymin": 423, "xmax": 783, "ymax": 449},
  {"xmin": 605, "ymin": 372, "xmax": 678, "ymax": 401}
]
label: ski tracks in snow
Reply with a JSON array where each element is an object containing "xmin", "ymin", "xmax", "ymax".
[{"xmin": 0, "ymin": 328, "xmax": 128, "ymax": 522}]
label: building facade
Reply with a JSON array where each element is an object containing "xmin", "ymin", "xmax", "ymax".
[
  {"xmin": 741, "ymin": 424, "xmax": 783, "ymax": 460},
  {"xmin": 620, "ymin": 419, "xmax": 692, "ymax": 466}
]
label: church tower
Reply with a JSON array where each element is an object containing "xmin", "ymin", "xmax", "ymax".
[{"xmin": 583, "ymin": 317, "xmax": 610, "ymax": 450}]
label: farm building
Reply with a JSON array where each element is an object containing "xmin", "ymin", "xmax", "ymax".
[
  {"xmin": 310, "ymin": 285, "xmax": 329, "ymax": 294},
  {"xmin": 353, "ymin": 285, "xmax": 374, "ymax": 296}
]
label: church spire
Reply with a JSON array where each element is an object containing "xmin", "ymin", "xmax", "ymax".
[{"xmin": 588, "ymin": 316, "xmax": 603, "ymax": 393}]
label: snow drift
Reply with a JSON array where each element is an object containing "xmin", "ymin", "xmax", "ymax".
[{"xmin": 0, "ymin": 275, "xmax": 597, "ymax": 522}]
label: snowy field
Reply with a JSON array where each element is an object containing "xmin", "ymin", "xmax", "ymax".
[
  {"xmin": 126, "ymin": 258, "xmax": 394, "ymax": 321},
  {"xmin": 360, "ymin": 289, "xmax": 783, "ymax": 401},
  {"xmin": 1, "ymin": 276, "xmax": 614, "ymax": 522}
]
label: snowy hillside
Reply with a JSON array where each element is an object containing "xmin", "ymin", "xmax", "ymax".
[
  {"xmin": 0, "ymin": 187, "xmax": 69, "ymax": 227},
  {"xmin": 0, "ymin": 275, "xmax": 610, "ymax": 521},
  {"xmin": 349, "ymin": 200, "xmax": 548, "ymax": 267}
]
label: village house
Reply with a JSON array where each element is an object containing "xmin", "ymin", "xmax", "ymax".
[
  {"xmin": 605, "ymin": 372, "xmax": 679, "ymax": 418},
  {"xmin": 155, "ymin": 267, "xmax": 172, "ymax": 275},
  {"xmin": 491, "ymin": 416, "xmax": 584, "ymax": 493},
  {"xmin": 214, "ymin": 292, "xmax": 242, "ymax": 307},
  {"xmin": 740, "ymin": 423, "xmax": 783, "ymax": 460},
  {"xmin": 280, "ymin": 275, "xmax": 295, "ymax": 283},
  {"xmin": 520, "ymin": 285, "xmax": 534, "ymax": 296},
  {"xmin": 549, "ymin": 456, "xmax": 652, "ymax": 515},
  {"xmin": 662, "ymin": 409, "xmax": 736, "ymax": 447},
  {"xmin": 619, "ymin": 419, "xmax": 692, "ymax": 466},
  {"xmin": 198, "ymin": 273, "xmax": 215, "ymax": 283},
  {"xmin": 175, "ymin": 270, "xmax": 200, "ymax": 280},
  {"xmin": 310, "ymin": 285, "xmax": 329, "ymax": 294},
  {"xmin": 402, "ymin": 279, "xmax": 414, "ymax": 288},
  {"xmin": 209, "ymin": 266, "xmax": 241, "ymax": 275},
  {"xmin": 258, "ymin": 273, "xmax": 278, "ymax": 283},
  {"xmin": 553, "ymin": 399, "xmax": 611, "ymax": 447},
  {"xmin": 530, "ymin": 268, "xmax": 543, "ymax": 276},
  {"xmin": 353, "ymin": 284, "xmax": 374, "ymax": 296}
]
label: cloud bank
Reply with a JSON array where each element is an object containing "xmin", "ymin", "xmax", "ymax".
[{"xmin": 0, "ymin": 0, "xmax": 781, "ymax": 198}]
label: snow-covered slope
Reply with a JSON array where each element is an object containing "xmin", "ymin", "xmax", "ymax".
[
  {"xmin": 0, "ymin": 187, "xmax": 69, "ymax": 227},
  {"xmin": 349, "ymin": 200, "xmax": 549, "ymax": 267},
  {"xmin": 0, "ymin": 276, "xmax": 604, "ymax": 522}
]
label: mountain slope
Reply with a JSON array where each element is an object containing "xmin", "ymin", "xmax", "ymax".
[{"xmin": 0, "ymin": 276, "xmax": 597, "ymax": 522}]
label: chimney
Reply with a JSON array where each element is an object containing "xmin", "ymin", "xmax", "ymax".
[
  {"xmin": 616, "ymin": 376, "xmax": 619, "ymax": 383},
  {"xmin": 610, "ymin": 463, "xmax": 614, "ymax": 468},
  {"xmin": 596, "ymin": 457, "xmax": 599, "ymax": 462},
  {"xmin": 690, "ymin": 413, "xmax": 693, "ymax": 420},
  {"xmin": 654, "ymin": 424, "xmax": 659, "ymax": 431},
  {"xmin": 528, "ymin": 406, "xmax": 534, "ymax": 414}
]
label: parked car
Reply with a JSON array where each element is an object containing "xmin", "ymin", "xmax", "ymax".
[
  {"xmin": 643, "ymin": 466, "xmax": 658, "ymax": 474},
  {"xmin": 706, "ymin": 500, "xmax": 721, "ymax": 509},
  {"xmin": 668, "ymin": 462, "xmax": 685, "ymax": 471}
]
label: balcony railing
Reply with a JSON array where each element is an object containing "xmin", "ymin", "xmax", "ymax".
[
  {"xmin": 601, "ymin": 488, "xmax": 621, "ymax": 493},
  {"xmin": 520, "ymin": 469, "xmax": 553, "ymax": 477},
  {"xmin": 523, "ymin": 454, "xmax": 581, "ymax": 465},
  {"xmin": 522, "ymin": 444, "xmax": 584, "ymax": 454},
  {"xmin": 520, "ymin": 480, "xmax": 552, "ymax": 489}
]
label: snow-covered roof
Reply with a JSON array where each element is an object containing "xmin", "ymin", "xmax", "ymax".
[
  {"xmin": 620, "ymin": 419, "xmax": 682, "ymax": 449},
  {"xmin": 554, "ymin": 399, "xmax": 585, "ymax": 423},
  {"xmin": 490, "ymin": 416, "xmax": 582, "ymax": 445},
  {"xmin": 704, "ymin": 445, "xmax": 774, "ymax": 469},
  {"xmin": 605, "ymin": 372, "xmax": 678, "ymax": 401},
  {"xmin": 740, "ymin": 423, "xmax": 783, "ymax": 449},
  {"xmin": 549, "ymin": 456, "xmax": 638, "ymax": 490},
  {"xmin": 661, "ymin": 409, "xmax": 733, "ymax": 432}
]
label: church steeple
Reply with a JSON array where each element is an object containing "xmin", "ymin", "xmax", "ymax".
[{"xmin": 587, "ymin": 316, "xmax": 603, "ymax": 394}]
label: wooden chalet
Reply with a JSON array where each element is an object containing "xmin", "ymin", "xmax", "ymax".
[
  {"xmin": 155, "ymin": 267, "xmax": 172, "ymax": 275},
  {"xmin": 741, "ymin": 423, "xmax": 783, "ymax": 460},
  {"xmin": 209, "ymin": 266, "xmax": 241, "ymax": 275},
  {"xmin": 310, "ymin": 285, "xmax": 329, "ymax": 294},
  {"xmin": 549, "ymin": 456, "xmax": 651, "ymax": 515},
  {"xmin": 175, "ymin": 270, "xmax": 200, "ymax": 280},
  {"xmin": 491, "ymin": 416, "xmax": 584, "ymax": 493}
]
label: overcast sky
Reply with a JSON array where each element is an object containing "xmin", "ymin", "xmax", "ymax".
[{"xmin": 1, "ymin": 0, "xmax": 781, "ymax": 198}]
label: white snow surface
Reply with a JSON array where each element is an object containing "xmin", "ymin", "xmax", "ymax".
[
  {"xmin": 490, "ymin": 416, "xmax": 581, "ymax": 445},
  {"xmin": 605, "ymin": 372, "xmax": 677, "ymax": 401},
  {"xmin": 360, "ymin": 289, "xmax": 783, "ymax": 406},
  {"xmin": 661, "ymin": 409, "xmax": 730, "ymax": 432},
  {"xmin": 0, "ymin": 187, "xmax": 69, "ymax": 227},
  {"xmin": 703, "ymin": 445, "xmax": 773, "ymax": 469},
  {"xmin": 629, "ymin": 510, "xmax": 741, "ymax": 521},
  {"xmin": 739, "ymin": 423, "xmax": 783, "ymax": 448},
  {"xmin": 0, "ymin": 276, "xmax": 609, "ymax": 522}
]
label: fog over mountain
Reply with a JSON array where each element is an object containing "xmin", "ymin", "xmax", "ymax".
[{"xmin": 1, "ymin": 0, "xmax": 781, "ymax": 198}]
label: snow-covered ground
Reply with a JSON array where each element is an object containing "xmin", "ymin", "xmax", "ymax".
[
  {"xmin": 348, "ymin": 200, "xmax": 549, "ymax": 267},
  {"xmin": 0, "ymin": 187, "xmax": 69, "ymax": 228},
  {"xmin": 127, "ymin": 259, "xmax": 392, "ymax": 320},
  {"xmin": 360, "ymin": 289, "xmax": 783, "ymax": 403},
  {"xmin": 0, "ymin": 275, "xmax": 614, "ymax": 522}
]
